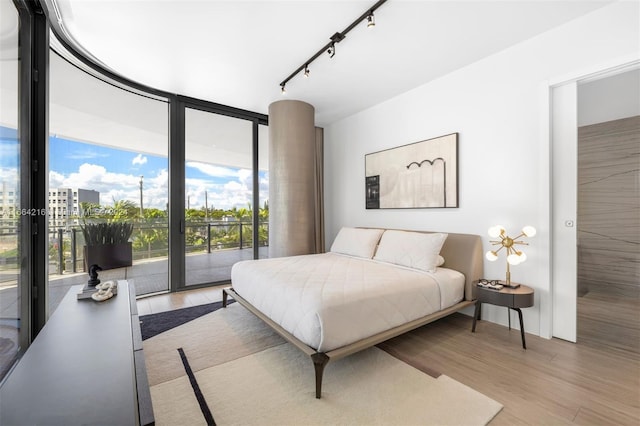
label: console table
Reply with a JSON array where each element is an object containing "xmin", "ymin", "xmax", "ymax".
[{"xmin": 0, "ymin": 280, "xmax": 154, "ymax": 425}]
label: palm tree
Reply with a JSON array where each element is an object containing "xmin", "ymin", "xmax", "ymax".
[
  {"xmin": 111, "ymin": 199, "xmax": 139, "ymax": 220},
  {"xmin": 77, "ymin": 201, "xmax": 103, "ymax": 219},
  {"xmin": 134, "ymin": 208, "xmax": 168, "ymax": 259},
  {"xmin": 258, "ymin": 201, "xmax": 269, "ymax": 246},
  {"xmin": 228, "ymin": 204, "xmax": 251, "ymax": 247}
]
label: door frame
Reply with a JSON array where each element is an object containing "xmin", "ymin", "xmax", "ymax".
[{"xmin": 544, "ymin": 54, "xmax": 640, "ymax": 341}]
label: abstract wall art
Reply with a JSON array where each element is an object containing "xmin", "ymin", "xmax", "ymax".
[{"xmin": 365, "ymin": 133, "xmax": 458, "ymax": 209}]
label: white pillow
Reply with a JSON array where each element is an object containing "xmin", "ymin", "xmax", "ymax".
[
  {"xmin": 374, "ymin": 230, "xmax": 448, "ymax": 273},
  {"xmin": 436, "ymin": 255, "xmax": 445, "ymax": 267},
  {"xmin": 330, "ymin": 227, "xmax": 385, "ymax": 259}
]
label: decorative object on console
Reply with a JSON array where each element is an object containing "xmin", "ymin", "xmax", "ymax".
[
  {"xmin": 91, "ymin": 281, "xmax": 117, "ymax": 302},
  {"xmin": 77, "ymin": 263, "xmax": 103, "ymax": 300},
  {"xmin": 485, "ymin": 225, "xmax": 536, "ymax": 288},
  {"xmin": 279, "ymin": 0, "xmax": 388, "ymax": 94},
  {"xmin": 81, "ymin": 221, "xmax": 134, "ymax": 271},
  {"xmin": 365, "ymin": 133, "xmax": 458, "ymax": 208}
]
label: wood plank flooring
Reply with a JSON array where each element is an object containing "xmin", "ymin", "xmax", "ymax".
[
  {"xmin": 379, "ymin": 313, "xmax": 639, "ymax": 425},
  {"xmin": 577, "ymin": 290, "xmax": 640, "ymax": 354},
  {"xmin": 139, "ymin": 287, "xmax": 640, "ymax": 425}
]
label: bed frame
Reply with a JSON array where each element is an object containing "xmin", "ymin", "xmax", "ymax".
[{"xmin": 222, "ymin": 230, "xmax": 483, "ymax": 399}]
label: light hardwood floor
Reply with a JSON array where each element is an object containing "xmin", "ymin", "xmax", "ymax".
[{"xmin": 139, "ymin": 287, "xmax": 640, "ymax": 425}]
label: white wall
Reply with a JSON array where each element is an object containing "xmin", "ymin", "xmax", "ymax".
[
  {"xmin": 323, "ymin": 2, "xmax": 640, "ymax": 337},
  {"xmin": 578, "ymin": 68, "xmax": 640, "ymax": 127}
]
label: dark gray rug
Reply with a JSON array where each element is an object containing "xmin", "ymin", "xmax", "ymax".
[{"xmin": 140, "ymin": 300, "xmax": 234, "ymax": 340}]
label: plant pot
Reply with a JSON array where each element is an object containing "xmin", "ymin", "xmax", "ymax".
[{"xmin": 84, "ymin": 242, "xmax": 133, "ymax": 271}]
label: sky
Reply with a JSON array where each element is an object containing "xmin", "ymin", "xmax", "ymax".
[{"xmin": 0, "ymin": 126, "xmax": 268, "ymax": 211}]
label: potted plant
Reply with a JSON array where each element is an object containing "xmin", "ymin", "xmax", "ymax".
[{"xmin": 81, "ymin": 221, "xmax": 134, "ymax": 271}]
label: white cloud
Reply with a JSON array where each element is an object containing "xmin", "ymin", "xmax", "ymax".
[
  {"xmin": 0, "ymin": 167, "xmax": 19, "ymax": 191},
  {"xmin": 46, "ymin": 162, "xmax": 267, "ymax": 212},
  {"xmin": 54, "ymin": 163, "xmax": 168, "ymax": 209},
  {"xmin": 132, "ymin": 154, "xmax": 148, "ymax": 165},
  {"xmin": 48, "ymin": 170, "xmax": 65, "ymax": 188},
  {"xmin": 186, "ymin": 161, "xmax": 238, "ymax": 178}
]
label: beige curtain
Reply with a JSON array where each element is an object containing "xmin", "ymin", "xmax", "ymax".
[{"xmin": 314, "ymin": 127, "xmax": 325, "ymax": 253}]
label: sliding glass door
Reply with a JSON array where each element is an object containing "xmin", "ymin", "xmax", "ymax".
[{"xmin": 184, "ymin": 108, "xmax": 266, "ymax": 286}]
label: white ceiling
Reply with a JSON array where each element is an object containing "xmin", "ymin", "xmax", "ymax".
[{"xmin": 52, "ymin": 0, "xmax": 613, "ymax": 126}]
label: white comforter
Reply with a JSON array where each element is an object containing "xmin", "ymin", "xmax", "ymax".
[{"xmin": 231, "ymin": 252, "xmax": 465, "ymax": 352}]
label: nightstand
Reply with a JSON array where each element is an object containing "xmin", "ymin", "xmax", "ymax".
[{"xmin": 471, "ymin": 282, "xmax": 534, "ymax": 349}]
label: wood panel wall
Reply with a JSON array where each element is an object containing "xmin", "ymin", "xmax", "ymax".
[{"xmin": 577, "ymin": 115, "xmax": 640, "ymax": 297}]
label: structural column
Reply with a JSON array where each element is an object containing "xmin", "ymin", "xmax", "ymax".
[{"xmin": 268, "ymin": 100, "xmax": 316, "ymax": 257}]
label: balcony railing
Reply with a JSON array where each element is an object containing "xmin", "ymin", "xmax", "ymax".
[{"xmin": 0, "ymin": 221, "xmax": 268, "ymax": 279}]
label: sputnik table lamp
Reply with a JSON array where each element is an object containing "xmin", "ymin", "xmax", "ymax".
[{"xmin": 485, "ymin": 225, "xmax": 536, "ymax": 288}]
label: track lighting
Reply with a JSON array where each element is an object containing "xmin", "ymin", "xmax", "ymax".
[
  {"xmin": 280, "ymin": 84, "xmax": 286, "ymax": 95},
  {"xmin": 366, "ymin": 12, "xmax": 375, "ymax": 28},
  {"xmin": 327, "ymin": 43, "xmax": 335, "ymax": 58},
  {"xmin": 278, "ymin": 0, "xmax": 387, "ymax": 92}
]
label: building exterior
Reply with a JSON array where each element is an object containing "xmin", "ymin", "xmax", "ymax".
[
  {"xmin": 0, "ymin": 181, "xmax": 17, "ymax": 234},
  {"xmin": 0, "ymin": 181, "xmax": 16, "ymax": 217},
  {"xmin": 48, "ymin": 188, "xmax": 99, "ymax": 227}
]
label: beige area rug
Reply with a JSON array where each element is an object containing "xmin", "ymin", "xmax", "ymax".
[
  {"xmin": 145, "ymin": 304, "xmax": 503, "ymax": 425},
  {"xmin": 143, "ymin": 302, "xmax": 285, "ymax": 386}
]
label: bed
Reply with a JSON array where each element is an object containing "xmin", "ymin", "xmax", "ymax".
[{"xmin": 223, "ymin": 228, "xmax": 483, "ymax": 398}]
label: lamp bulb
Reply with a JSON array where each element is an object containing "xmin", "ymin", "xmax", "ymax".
[
  {"xmin": 485, "ymin": 251, "xmax": 498, "ymax": 261},
  {"xmin": 488, "ymin": 225, "xmax": 504, "ymax": 238},
  {"xmin": 507, "ymin": 253, "xmax": 523, "ymax": 265},
  {"xmin": 522, "ymin": 225, "xmax": 536, "ymax": 237}
]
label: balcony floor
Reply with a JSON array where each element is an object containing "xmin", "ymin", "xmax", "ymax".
[{"xmin": 0, "ymin": 247, "xmax": 269, "ymax": 319}]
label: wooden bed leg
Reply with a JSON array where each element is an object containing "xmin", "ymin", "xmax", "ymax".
[
  {"xmin": 311, "ymin": 353, "xmax": 329, "ymax": 399},
  {"xmin": 222, "ymin": 288, "xmax": 228, "ymax": 307}
]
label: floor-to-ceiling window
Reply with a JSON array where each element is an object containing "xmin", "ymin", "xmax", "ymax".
[
  {"xmin": 0, "ymin": 4, "xmax": 269, "ymax": 372},
  {"xmin": 0, "ymin": 0, "xmax": 22, "ymax": 381},
  {"xmin": 258, "ymin": 124, "xmax": 269, "ymax": 258},
  {"xmin": 48, "ymin": 52, "xmax": 170, "ymax": 312},
  {"xmin": 45, "ymin": 45, "xmax": 269, "ymax": 303},
  {"xmin": 45, "ymin": 47, "xmax": 269, "ymax": 303},
  {"xmin": 184, "ymin": 108, "xmax": 268, "ymax": 286}
]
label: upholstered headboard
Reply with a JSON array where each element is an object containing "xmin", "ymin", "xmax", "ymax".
[{"xmin": 437, "ymin": 231, "xmax": 483, "ymax": 301}]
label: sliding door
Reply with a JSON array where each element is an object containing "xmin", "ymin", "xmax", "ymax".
[{"xmin": 184, "ymin": 108, "xmax": 266, "ymax": 286}]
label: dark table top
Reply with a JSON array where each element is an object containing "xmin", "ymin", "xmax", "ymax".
[{"xmin": 0, "ymin": 281, "xmax": 138, "ymax": 425}]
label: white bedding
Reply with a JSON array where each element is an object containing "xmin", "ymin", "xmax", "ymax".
[{"xmin": 230, "ymin": 252, "xmax": 465, "ymax": 352}]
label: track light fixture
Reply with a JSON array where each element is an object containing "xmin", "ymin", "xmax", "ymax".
[
  {"xmin": 327, "ymin": 43, "xmax": 335, "ymax": 58},
  {"xmin": 278, "ymin": 0, "xmax": 387, "ymax": 92},
  {"xmin": 367, "ymin": 12, "xmax": 375, "ymax": 28}
]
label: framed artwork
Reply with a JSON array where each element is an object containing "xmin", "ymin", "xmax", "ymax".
[{"xmin": 365, "ymin": 133, "xmax": 458, "ymax": 209}]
